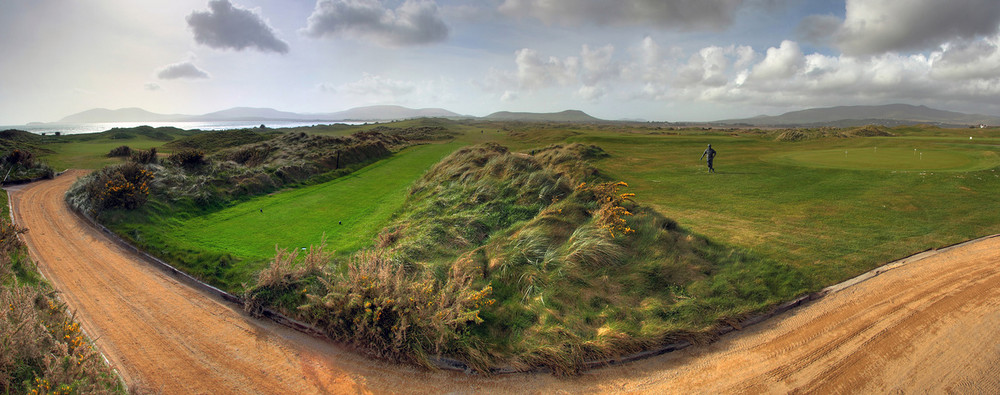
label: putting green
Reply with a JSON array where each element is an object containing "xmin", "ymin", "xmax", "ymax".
[{"xmin": 764, "ymin": 147, "xmax": 991, "ymax": 171}]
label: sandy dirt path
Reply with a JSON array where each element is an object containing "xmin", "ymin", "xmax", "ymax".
[{"xmin": 9, "ymin": 170, "xmax": 1000, "ymax": 393}]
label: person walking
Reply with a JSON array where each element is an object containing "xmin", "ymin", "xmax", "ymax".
[{"xmin": 700, "ymin": 144, "xmax": 717, "ymax": 173}]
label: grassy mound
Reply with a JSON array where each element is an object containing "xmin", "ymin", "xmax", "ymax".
[
  {"xmin": 245, "ymin": 142, "xmax": 810, "ymax": 374},
  {"xmin": 163, "ymin": 128, "xmax": 280, "ymax": 152}
]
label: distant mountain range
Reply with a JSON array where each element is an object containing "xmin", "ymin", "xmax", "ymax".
[
  {"xmin": 482, "ymin": 110, "xmax": 602, "ymax": 122},
  {"xmin": 716, "ymin": 104, "xmax": 1000, "ymax": 127},
  {"xmin": 53, "ymin": 103, "xmax": 1000, "ymax": 127},
  {"xmin": 57, "ymin": 105, "xmax": 468, "ymax": 123}
]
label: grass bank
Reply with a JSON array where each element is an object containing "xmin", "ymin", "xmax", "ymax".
[{"xmin": 0, "ymin": 191, "xmax": 126, "ymax": 394}]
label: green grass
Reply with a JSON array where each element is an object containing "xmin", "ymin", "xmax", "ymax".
[
  {"xmin": 113, "ymin": 141, "xmax": 463, "ymax": 291},
  {"xmin": 764, "ymin": 146, "xmax": 996, "ymax": 171},
  {"xmin": 38, "ymin": 121, "xmax": 1000, "ymax": 372},
  {"xmin": 174, "ymin": 142, "xmax": 461, "ymax": 259},
  {"xmin": 42, "ymin": 136, "xmax": 171, "ymax": 170},
  {"xmin": 575, "ymin": 131, "xmax": 1000, "ymax": 285}
]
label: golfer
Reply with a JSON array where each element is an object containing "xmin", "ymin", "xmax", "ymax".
[{"xmin": 700, "ymin": 144, "xmax": 717, "ymax": 173}]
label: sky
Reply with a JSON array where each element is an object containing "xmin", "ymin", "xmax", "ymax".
[{"xmin": 2, "ymin": 0, "xmax": 1000, "ymax": 124}]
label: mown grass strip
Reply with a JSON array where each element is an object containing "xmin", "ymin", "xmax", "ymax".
[{"xmin": 163, "ymin": 142, "xmax": 462, "ymax": 262}]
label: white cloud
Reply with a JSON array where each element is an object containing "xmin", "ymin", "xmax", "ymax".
[
  {"xmin": 514, "ymin": 48, "xmax": 579, "ymax": 90},
  {"xmin": 498, "ymin": 0, "xmax": 744, "ymax": 31},
  {"xmin": 580, "ymin": 44, "xmax": 619, "ymax": 86},
  {"xmin": 187, "ymin": 0, "xmax": 289, "ymax": 54},
  {"xmin": 322, "ymin": 73, "xmax": 451, "ymax": 104},
  {"xmin": 484, "ymin": 35, "xmax": 1000, "ymax": 113},
  {"xmin": 804, "ymin": 0, "xmax": 1000, "ymax": 56},
  {"xmin": 480, "ymin": 45, "xmax": 627, "ymax": 101},
  {"xmin": 930, "ymin": 38, "xmax": 1000, "ymax": 80},
  {"xmin": 144, "ymin": 83, "xmax": 162, "ymax": 91},
  {"xmin": 750, "ymin": 40, "xmax": 804, "ymax": 81},
  {"xmin": 676, "ymin": 46, "xmax": 734, "ymax": 88},
  {"xmin": 156, "ymin": 61, "xmax": 210, "ymax": 80},
  {"xmin": 301, "ymin": 0, "xmax": 449, "ymax": 47},
  {"xmin": 339, "ymin": 73, "xmax": 416, "ymax": 98}
]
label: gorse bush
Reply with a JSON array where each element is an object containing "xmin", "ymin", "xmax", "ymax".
[
  {"xmin": 244, "ymin": 243, "xmax": 494, "ymax": 368},
  {"xmin": 128, "ymin": 147, "xmax": 157, "ymax": 165},
  {"xmin": 68, "ymin": 162, "xmax": 154, "ymax": 214}
]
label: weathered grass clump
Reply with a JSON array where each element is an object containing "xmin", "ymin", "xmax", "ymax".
[{"xmin": 0, "ymin": 218, "xmax": 124, "ymax": 394}]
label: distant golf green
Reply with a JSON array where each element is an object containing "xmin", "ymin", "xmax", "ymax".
[
  {"xmin": 765, "ymin": 147, "xmax": 986, "ymax": 171},
  {"xmin": 161, "ymin": 142, "xmax": 461, "ymax": 261}
]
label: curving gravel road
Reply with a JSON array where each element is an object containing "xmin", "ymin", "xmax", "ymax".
[{"xmin": 8, "ymin": 170, "xmax": 1000, "ymax": 393}]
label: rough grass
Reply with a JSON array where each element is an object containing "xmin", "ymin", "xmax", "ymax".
[
  {"xmin": 162, "ymin": 128, "xmax": 280, "ymax": 152},
  {"xmin": 0, "ymin": 210, "xmax": 126, "ymax": 394},
  {"xmin": 246, "ymin": 142, "xmax": 810, "ymax": 374}
]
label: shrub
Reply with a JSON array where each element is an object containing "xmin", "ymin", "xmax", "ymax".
[
  {"xmin": 128, "ymin": 147, "xmax": 157, "ymax": 164},
  {"xmin": 168, "ymin": 149, "xmax": 207, "ymax": 169},
  {"xmin": 2, "ymin": 150, "xmax": 35, "ymax": 167},
  {"xmin": 576, "ymin": 181, "xmax": 636, "ymax": 238},
  {"xmin": 72, "ymin": 162, "xmax": 155, "ymax": 213},
  {"xmin": 0, "ymin": 150, "xmax": 54, "ymax": 182},
  {"xmin": 106, "ymin": 146, "xmax": 132, "ymax": 158},
  {"xmin": 245, "ymin": 244, "xmax": 494, "ymax": 368}
]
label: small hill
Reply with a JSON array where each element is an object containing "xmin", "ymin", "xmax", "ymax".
[
  {"xmin": 717, "ymin": 104, "xmax": 1000, "ymax": 127},
  {"xmin": 483, "ymin": 110, "xmax": 603, "ymax": 122}
]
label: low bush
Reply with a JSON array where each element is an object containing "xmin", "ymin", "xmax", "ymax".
[
  {"xmin": 167, "ymin": 149, "xmax": 207, "ymax": 169},
  {"xmin": 68, "ymin": 162, "xmax": 154, "ymax": 214},
  {"xmin": 106, "ymin": 146, "xmax": 132, "ymax": 158},
  {"xmin": 128, "ymin": 147, "xmax": 157, "ymax": 164},
  {"xmin": 0, "ymin": 149, "xmax": 54, "ymax": 182},
  {"xmin": 245, "ymin": 243, "xmax": 494, "ymax": 369}
]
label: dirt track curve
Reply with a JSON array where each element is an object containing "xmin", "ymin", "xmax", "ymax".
[{"xmin": 8, "ymin": 170, "xmax": 1000, "ymax": 394}]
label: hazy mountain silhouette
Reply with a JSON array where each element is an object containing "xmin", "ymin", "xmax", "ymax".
[{"xmin": 717, "ymin": 104, "xmax": 1000, "ymax": 127}]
